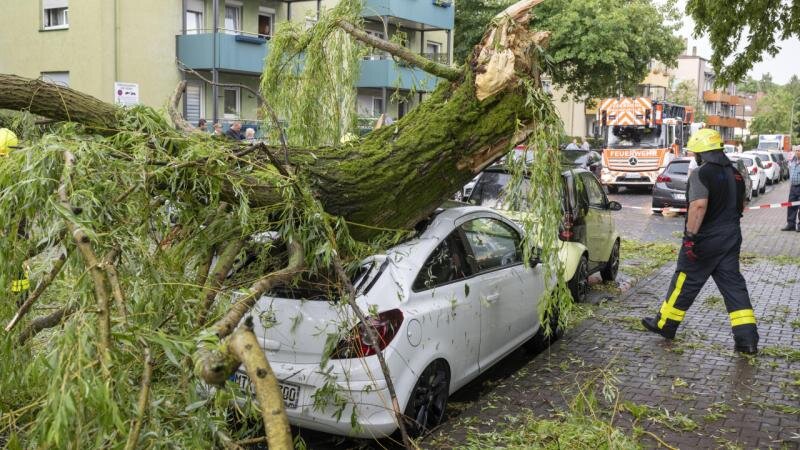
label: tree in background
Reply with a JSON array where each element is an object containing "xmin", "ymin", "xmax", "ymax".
[
  {"xmin": 454, "ymin": 0, "xmax": 684, "ymax": 100},
  {"xmin": 668, "ymin": 79, "xmax": 706, "ymax": 122},
  {"xmin": 687, "ymin": 0, "xmax": 800, "ymax": 85},
  {"xmin": 750, "ymin": 78, "xmax": 800, "ymax": 141}
]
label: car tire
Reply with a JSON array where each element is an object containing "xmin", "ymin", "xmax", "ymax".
[
  {"xmin": 607, "ymin": 185, "xmax": 619, "ymax": 194},
  {"xmin": 568, "ymin": 255, "xmax": 589, "ymax": 303},
  {"xmin": 760, "ymin": 184, "xmax": 766, "ymax": 194},
  {"xmin": 600, "ymin": 239, "xmax": 620, "ymax": 282},
  {"xmin": 403, "ymin": 360, "xmax": 450, "ymax": 437},
  {"xmin": 753, "ymin": 188, "xmax": 759, "ymax": 198},
  {"xmin": 524, "ymin": 305, "xmax": 562, "ymax": 353}
]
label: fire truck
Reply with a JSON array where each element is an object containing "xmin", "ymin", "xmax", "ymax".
[{"xmin": 597, "ymin": 97, "xmax": 694, "ymax": 192}]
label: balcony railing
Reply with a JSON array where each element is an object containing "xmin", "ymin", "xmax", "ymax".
[
  {"xmin": 705, "ymin": 115, "xmax": 746, "ymax": 129},
  {"xmin": 703, "ymin": 90, "xmax": 743, "ymax": 106}
]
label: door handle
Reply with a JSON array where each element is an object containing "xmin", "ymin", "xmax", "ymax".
[{"xmin": 485, "ymin": 293, "xmax": 500, "ymax": 303}]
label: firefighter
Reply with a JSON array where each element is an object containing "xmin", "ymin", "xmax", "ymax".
[
  {"xmin": 641, "ymin": 129, "xmax": 759, "ymax": 354},
  {"xmin": 0, "ymin": 127, "xmax": 18, "ymax": 156}
]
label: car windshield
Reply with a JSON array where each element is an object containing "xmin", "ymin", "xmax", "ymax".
[
  {"xmin": 607, "ymin": 126, "xmax": 662, "ymax": 149},
  {"xmin": 667, "ymin": 161, "xmax": 689, "ymax": 175},
  {"xmin": 561, "ymin": 150, "xmax": 591, "ymax": 165},
  {"xmin": 468, "ymin": 171, "xmax": 531, "ymax": 210}
]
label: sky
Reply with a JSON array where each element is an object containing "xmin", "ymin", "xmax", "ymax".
[{"xmin": 674, "ymin": 0, "xmax": 800, "ymax": 84}]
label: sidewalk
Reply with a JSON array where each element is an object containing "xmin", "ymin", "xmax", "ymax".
[{"xmin": 424, "ymin": 196, "xmax": 800, "ymax": 449}]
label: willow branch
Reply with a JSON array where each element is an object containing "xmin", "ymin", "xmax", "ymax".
[
  {"xmin": 168, "ymin": 80, "xmax": 195, "ymax": 132},
  {"xmin": 332, "ymin": 257, "xmax": 415, "ymax": 449},
  {"xmin": 124, "ymin": 348, "xmax": 154, "ymax": 450},
  {"xmin": 5, "ymin": 252, "xmax": 67, "ymax": 333},
  {"xmin": 197, "ymin": 238, "xmax": 245, "ymax": 325},
  {"xmin": 59, "ymin": 150, "xmax": 112, "ymax": 368},
  {"xmin": 18, "ymin": 304, "xmax": 76, "ymax": 345},
  {"xmin": 228, "ymin": 320, "xmax": 293, "ymax": 450},
  {"xmin": 337, "ymin": 20, "xmax": 461, "ymax": 82},
  {"xmin": 103, "ymin": 248, "xmax": 128, "ymax": 323}
]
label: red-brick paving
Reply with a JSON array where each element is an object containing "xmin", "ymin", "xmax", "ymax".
[{"xmin": 424, "ymin": 183, "xmax": 800, "ymax": 450}]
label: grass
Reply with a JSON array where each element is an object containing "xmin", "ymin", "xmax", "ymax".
[
  {"xmin": 619, "ymin": 240, "xmax": 678, "ymax": 280},
  {"xmin": 760, "ymin": 346, "xmax": 800, "ymax": 362},
  {"xmin": 703, "ymin": 295, "xmax": 723, "ymax": 307}
]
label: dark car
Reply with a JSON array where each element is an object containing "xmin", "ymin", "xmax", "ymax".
[
  {"xmin": 729, "ymin": 157, "xmax": 753, "ymax": 202},
  {"xmin": 561, "ymin": 149, "xmax": 602, "ymax": 178},
  {"xmin": 651, "ymin": 158, "xmax": 692, "ymax": 211},
  {"xmin": 772, "ymin": 151, "xmax": 789, "ymax": 180}
]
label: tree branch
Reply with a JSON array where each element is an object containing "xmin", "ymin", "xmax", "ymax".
[
  {"xmin": 18, "ymin": 304, "xmax": 77, "ymax": 345},
  {"xmin": 5, "ymin": 252, "xmax": 67, "ymax": 333},
  {"xmin": 103, "ymin": 248, "xmax": 128, "ymax": 323},
  {"xmin": 168, "ymin": 80, "xmax": 196, "ymax": 132},
  {"xmin": 124, "ymin": 347, "xmax": 154, "ymax": 450},
  {"xmin": 197, "ymin": 238, "xmax": 245, "ymax": 325},
  {"xmin": 337, "ymin": 20, "xmax": 461, "ymax": 82}
]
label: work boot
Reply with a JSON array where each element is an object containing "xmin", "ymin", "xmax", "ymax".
[
  {"xmin": 641, "ymin": 317, "xmax": 676, "ymax": 339},
  {"xmin": 780, "ymin": 223, "xmax": 796, "ymax": 231},
  {"xmin": 734, "ymin": 343, "xmax": 758, "ymax": 354}
]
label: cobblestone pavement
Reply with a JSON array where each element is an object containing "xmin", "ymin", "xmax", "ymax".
[
  {"xmin": 423, "ymin": 198, "xmax": 800, "ymax": 449},
  {"xmin": 608, "ymin": 182, "xmax": 800, "ymax": 257}
]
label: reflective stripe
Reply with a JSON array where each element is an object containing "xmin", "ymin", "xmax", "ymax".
[
  {"xmin": 658, "ymin": 302, "xmax": 686, "ymax": 321},
  {"xmin": 658, "ymin": 272, "xmax": 687, "ymax": 329},
  {"xmin": 11, "ymin": 278, "xmax": 30, "ymax": 293},
  {"xmin": 730, "ymin": 309, "xmax": 756, "ymax": 327}
]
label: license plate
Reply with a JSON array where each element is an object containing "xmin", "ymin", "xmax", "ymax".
[
  {"xmin": 673, "ymin": 193, "xmax": 686, "ymax": 200},
  {"xmin": 232, "ymin": 372, "xmax": 300, "ymax": 409},
  {"xmin": 625, "ymin": 173, "xmax": 639, "ymax": 179}
]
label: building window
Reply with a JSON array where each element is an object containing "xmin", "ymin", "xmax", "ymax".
[
  {"xmin": 372, "ymin": 97, "xmax": 384, "ymax": 117},
  {"xmin": 224, "ymin": 4, "xmax": 241, "ymax": 35},
  {"xmin": 258, "ymin": 8, "xmax": 275, "ymax": 38},
  {"xmin": 41, "ymin": 71, "xmax": 69, "ymax": 87},
  {"xmin": 185, "ymin": 81, "xmax": 205, "ymax": 125},
  {"xmin": 186, "ymin": 10, "xmax": 203, "ymax": 34},
  {"xmin": 42, "ymin": 0, "xmax": 69, "ymax": 30},
  {"xmin": 364, "ymin": 30, "xmax": 386, "ymax": 60},
  {"xmin": 425, "ymin": 41, "xmax": 442, "ymax": 62},
  {"xmin": 223, "ymin": 87, "xmax": 240, "ymax": 119}
]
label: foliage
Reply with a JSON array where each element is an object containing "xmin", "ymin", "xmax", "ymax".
[
  {"xmin": 619, "ymin": 239, "xmax": 678, "ymax": 280},
  {"xmin": 750, "ymin": 78, "xmax": 800, "ymax": 140},
  {"xmin": 454, "ymin": 0, "xmax": 683, "ymax": 100},
  {"xmin": 686, "ymin": 0, "xmax": 800, "ymax": 85},
  {"xmin": 668, "ymin": 79, "xmax": 706, "ymax": 122}
]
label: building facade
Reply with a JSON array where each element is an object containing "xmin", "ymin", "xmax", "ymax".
[
  {"xmin": 0, "ymin": 0, "xmax": 453, "ymax": 131},
  {"xmin": 674, "ymin": 47, "xmax": 746, "ymax": 143}
]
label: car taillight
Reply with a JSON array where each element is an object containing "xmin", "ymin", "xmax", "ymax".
[
  {"xmin": 765, "ymin": 162, "xmax": 772, "ymax": 168},
  {"xmin": 750, "ymin": 167, "xmax": 757, "ymax": 174},
  {"xmin": 559, "ymin": 211, "xmax": 575, "ymax": 241},
  {"xmin": 656, "ymin": 174, "xmax": 671, "ymax": 183},
  {"xmin": 331, "ymin": 309, "xmax": 403, "ymax": 359}
]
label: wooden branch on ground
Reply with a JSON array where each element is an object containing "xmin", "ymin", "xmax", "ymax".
[
  {"xmin": 58, "ymin": 150, "xmax": 113, "ymax": 368},
  {"xmin": 197, "ymin": 239, "xmax": 245, "ymax": 325},
  {"xmin": 228, "ymin": 320, "xmax": 293, "ymax": 450},
  {"xmin": 0, "ymin": 73, "xmax": 119, "ymax": 129},
  {"xmin": 332, "ymin": 257, "xmax": 415, "ymax": 449},
  {"xmin": 18, "ymin": 303, "xmax": 76, "ymax": 345},
  {"xmin": 5, "ymin": 252, "xmax": 67, "ymax": 332},
  {"xmin": 337, "ymin": 20, "xmax": 461, "ymax": 82},
  {"xmin": 168, "ymin": 80, "xmax": 195, "ymax": 132},
  {"xmin": 124, "ymin": 348, "xmax": 154, "ymax": 450}
]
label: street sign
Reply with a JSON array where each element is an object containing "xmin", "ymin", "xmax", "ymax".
[{"xmin": 114, "ymin": 82, "xmax": 139, "ymax": 107}]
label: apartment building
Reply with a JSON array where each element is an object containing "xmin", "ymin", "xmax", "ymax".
[
  {"xmin": 0, "ymin": 0, "xmax": 453, "ymax": 130},
  {"xmin": 674, "ymin": 47, "xmax": 745, "ymax": 143}
]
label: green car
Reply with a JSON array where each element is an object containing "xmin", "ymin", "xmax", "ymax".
[{"xmin": 466, "ymin": 166, "xmax": 621, "ymax": 302}]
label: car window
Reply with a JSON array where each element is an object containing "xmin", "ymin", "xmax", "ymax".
[
  {"xmin": 738, "ymin": 158, "xmax": 752, "ymax": 167},
  {"xmin": 461, "ymin": 218, "xmax": 522, "ymax": 272},
  {"xmin": 754, "ymin": 157, "xmax": 764, "ymax": 168},
  {"xmin": 579, "ymin": 173, "xmax": 606, "ymax": 208},
  {"xmin": 667, "ymin": 161, "xmax": 689, "ymax": 175},
  {"xmin": 571, "ymin": 172, "xmax": 589, "ymax": 214},
  {"xmin": 412, "ymin": 232, "xmax": 472, "ymax": 292},
  {"xmin": 468, "ymin": 171, "xmax": 531, "ymax": 210}
]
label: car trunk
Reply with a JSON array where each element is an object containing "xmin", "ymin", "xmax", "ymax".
[{"xmin": 664, "ymin": 161, "xmax": 689, "ymax": 191}]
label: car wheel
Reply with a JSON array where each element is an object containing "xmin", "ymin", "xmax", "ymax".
[
  {"xmin": 568, "ymin": 255, "xmax": 589, "ymax": 303},
  {"xmin": 403, "ymin": 360, "xmax": 450, "ymax": 437},
  {"xmin": 753, "ymin": 188, "xmax": 759, "ymax": 198},
  {"xmin": 524, "ymin": 304, "xmax": 562, "ymax": 353},
  {"xmin": 607, "ymin": 185, "xmax": 618, "ymax": 194},
  {"xmin": 760, "ymin": 184, "xmax": 766, "ymax": 194},
  {"xmin": 600, "ymin": 239, "xmax": 620, "ymax": 282}
]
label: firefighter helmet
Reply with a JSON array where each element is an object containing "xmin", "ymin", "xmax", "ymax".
[
  {"xmin": 687, "ymin": 128, "xmax": 724, "ymax": 153},
  {"xmin": 0, "ymin": 128, "xmax": 19, "ymax": 156}
]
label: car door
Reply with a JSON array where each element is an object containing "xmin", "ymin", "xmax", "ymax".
[
  {"xmin": 460, "ymin": 216, "xmax": 542, "ymax": 371},
  {"xmin": 578, "ymin": 172, "xmax": 613, "ymax": 268}
]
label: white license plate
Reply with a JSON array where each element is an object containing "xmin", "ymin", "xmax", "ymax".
[
  {"xmin": 232, "ymin": 372, "xmax": 300, "ymax": 409},
  {"xmin": 673, "ymin": 193, "xmax": 686, "ymax": 200},
  {"xmin": 625, "ymin": 173, "xmax": 639, "ymax": 179}
]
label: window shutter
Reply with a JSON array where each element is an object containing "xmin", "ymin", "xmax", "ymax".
[
  {"xmin": 185, "ymin": 83, "xmax": 202, "ymax": 124},
  {"xmin": 187, "ymin": 0, "xmax": 204, "ymax": 13},
  {"xmin": 43, "ymin": 0, "xmax": 68, "ymax": 9}
]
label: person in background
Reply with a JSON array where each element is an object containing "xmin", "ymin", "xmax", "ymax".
[
  {"xmin": 781, "ymin": 147, "xmax": 800, "ymax": 232},
  {"xmin": 197, "ymin": 118, "xmax": 207, "ymax": 132},
  {"xmin": 244, "ymin": 128, "xmax": 256, "ymax": 144},
  {"xmin": 213, "ymin": 123, "xmax": 223, "ymax": 136},
  {"xmin": 225, "ymin": 121, "xmax": 244, "ymax": 141},
  {"xmin": 671, "ymin": 139, "xmax": 681, "ymax": 157},
  {"xmin": 580, "ymin": 138, "xmax": 591, "ymax": 151},
  {"xmin": 565, "ymin": 139, "xmax": 579, "ymax": 150}
]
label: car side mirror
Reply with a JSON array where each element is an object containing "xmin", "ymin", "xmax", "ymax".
[
  {"xmin": 530, "ymin": 253, "xmax": 542, "ymax": 268},
  {"xmin": 607, "ymin": 200, "xmax": 622, "ymax": 211}
]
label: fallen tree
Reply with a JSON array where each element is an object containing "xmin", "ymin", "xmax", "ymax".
[{"xmin": 0, "ymin": 0, "xmax": 568, "ymax": 447}]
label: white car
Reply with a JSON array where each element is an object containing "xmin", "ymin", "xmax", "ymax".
[
  {"xmin": 746, "ymin": 151, "xmax": 780, "ymax": 185},
  {"xmin": 235, "ymin": 207, "xmax": 554, "ymax": 438},
  {"xmin": 729, "ymin": 154, "xmax": 767, "ymax": 198}
]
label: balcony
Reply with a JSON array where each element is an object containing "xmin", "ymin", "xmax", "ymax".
[
  {"xmin": 706, "ymin": 115, "xmax": 746, "ymax": 129},
  {"xmin": 357, "ymin": 58, "xmax": 442, "ymax": 91},
  {"xmin": 362, "ymin": 0, "xmax": 454, "ymax": 30},
  {"xmin": 176, "ymin": 32, "xmax": 269, "ymax": 74},
  {"xmin": 703, "ymin": 90, "xmax": 743, "ymax": 106}
]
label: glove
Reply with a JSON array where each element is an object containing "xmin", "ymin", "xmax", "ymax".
[{"xmin": 683, "ymin": 231, "xmax": 698, "ymax": 262}]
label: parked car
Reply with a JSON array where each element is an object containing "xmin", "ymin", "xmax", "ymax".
[
  {"xmin": 237, "ymin": 207, "xmax": 555, "ymax": 438},
  {"xmin": 730, "ymin": 157, "xmax": 753, "ymax": 202},
  {"xmin": 561, "ymin": 149, "xmax": 603, "ymax": 178},
  {"xmin": 772, "ymin": 151, "xmax": 789, "ymax": 180},
  {"xmin": 466, "ymin": 166, "xmax": 621, "ymax": 303},
  {"xmin": 453, "ymin": 175, "xmax": 480, "ymax": 201},
  {"xmin": 728, "ymin": 154, "xmax": 766, "ymax": 198},
  {"xmin": 652, "ymin": 158, "xmax": 691, "ymax": 211},
  {"xmin": 746, "ymin": 151, "xmax": 781, "ymax": 185}
]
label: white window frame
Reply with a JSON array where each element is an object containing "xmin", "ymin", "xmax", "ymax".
[
  {"xmin": 257, "ymin": 8, "xmax": 275, "ymax": 38},
  {"xmin": 224, "ymin": 3, "xmax": 242, "ymax": 35},
  {"xmin": 223, "ymin": 87, "xmax": 241, "ymax": 119},
  {"xmin": 372, "ymin": 97, "xmax": 384, "ymax": 117},
  {"xmin": 41, "ymin": 71, "xmax": 70, "ymax": 87},
  {"xmin": 184, "ymin": 81, "xmax": 205, "ymax": 125},
  {"xmin": 185, "ymin": 9, "xmax": 204, "ymax": 35},
  {"xmin": 43, "ymin": 6, "xmax": 69, "ymax": 30}
]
